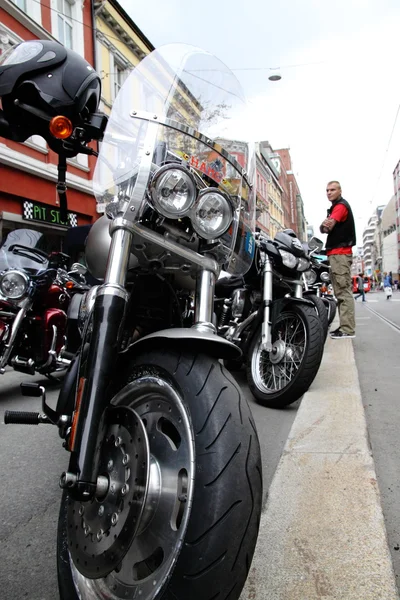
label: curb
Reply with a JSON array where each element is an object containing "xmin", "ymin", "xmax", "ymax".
[{"xmin": 240, "ymin": 335, "xmax": 399, "ymax": 599}]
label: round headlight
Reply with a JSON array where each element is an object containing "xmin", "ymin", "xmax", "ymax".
[
  {"xmin": 0, "ymin": 270, "xmax": 29, "ymax": 300},
  {"xmin": 297, "ymin": 257, "xmax": 310, "ymax": 272},
  {"xmin": 304, "ymin": 269, "xmax": 317, "ymax": 285},
  {"xmin": 150, "ymin": 165, "xmax": 196, "ymax": 219},
  {"xmin": 191, "ymin": 190, "xmax": 233, "ymax": 240},
  {"xmin": 279, "ymin": 249, "xmax": 298, "ymax": 269},
  {"xmin": 320, "ymin": 271, "xmax": 330, "ymax": 282}
]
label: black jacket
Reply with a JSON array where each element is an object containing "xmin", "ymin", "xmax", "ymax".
[{"xmin": 326, "ymin": 198, "xmax": 356, "ymax": 251}]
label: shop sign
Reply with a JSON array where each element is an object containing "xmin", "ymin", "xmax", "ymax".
[{"xmin": 22, "ymin": 200, "xmax": 77, "ymax": 227}]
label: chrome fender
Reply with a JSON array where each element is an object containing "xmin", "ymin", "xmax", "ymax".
[{"xmin": 122, "ymin": 328, "xmax": 241, "ymax": 360}]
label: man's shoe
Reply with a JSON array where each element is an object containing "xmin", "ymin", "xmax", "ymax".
[
  {"xmin": 330, "ymin": 327, "xmax": 341, "ymax": 336},
  {"xmin": 330, "ymin": 329, "xmax": 355, "ymax": 339}
]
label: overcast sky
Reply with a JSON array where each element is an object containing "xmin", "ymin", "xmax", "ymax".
[{"xmin": 120, "ymin": 0, "xmax": 400, "ymax": 244}]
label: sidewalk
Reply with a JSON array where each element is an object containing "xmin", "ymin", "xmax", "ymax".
[{"xmin": 240, "ymin": 333, "xmax": 399, "ymax": 599}]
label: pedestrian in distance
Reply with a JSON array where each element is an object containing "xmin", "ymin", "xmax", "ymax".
[
  {"xmin": 320, "ymin": 180, "xmax": 356, "ymax": 339},
  {"xmin": 383, "ymin": 272, "xmax": 393, "ymax": 300},
  {"xmin": 354, "ymin": 272, "xmax": 366, "ymax": 302}
]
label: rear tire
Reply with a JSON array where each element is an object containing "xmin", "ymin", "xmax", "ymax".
[
  {"xmin": 246, "ymin": 303, "xmax": 324, "ymax": 408},
  {"xmin": 57, "ymin": 349, "xmax": 262, "ymax": 600}
]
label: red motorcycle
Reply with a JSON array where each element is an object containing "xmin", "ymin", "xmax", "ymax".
[{"xmin": 0, "ymin": 228, "xmax": 87, "ymax": 376}]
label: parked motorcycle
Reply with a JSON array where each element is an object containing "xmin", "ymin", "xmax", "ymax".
[
  {"xmin": 302, "ymin": 239, "xmax": 337, "ymax": 329},
  {"xmin": 216, "ymin": 229, "xmax": 325, "ymax": 408},
  {"xmin": 0, "ymin": 228, "xmax": 88, "ymax": 376},
  {"xmin": 2, "ymin": 42, "xmax": 262, "ymax": 600}
]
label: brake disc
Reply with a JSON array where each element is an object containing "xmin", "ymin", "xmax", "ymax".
[{"xmin": 67, "ymin": 405, "xmax": 150, "ymax": 578}]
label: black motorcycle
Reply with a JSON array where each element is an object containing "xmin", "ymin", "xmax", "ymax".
[
  {"xmin": 2, "ymin": 41, "xmax": 262, "ymax": 600},
  {"xmin": 302, "ymin": 239, "xmax": 337, "ymax": 330},
  {"xmin": 216, "ymin": 229, "xmax": 325, "ymax": 408}
]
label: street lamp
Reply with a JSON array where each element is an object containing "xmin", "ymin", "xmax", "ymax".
[{"xmin": 268, "ymin": 68, "xmax": 282, "ymax": 82}]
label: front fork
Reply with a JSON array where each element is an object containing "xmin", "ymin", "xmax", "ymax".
[
  {"xmin": 261, "ymin": 260, "xmax": 303, "ymax": 352},
  {"xmin": 0, "ymin": 299, "xmax": 31, "ymax": 374},
  {"xmin": 261, "ymin": 255, "xmax": 273, "ymax": 352},
  {"xmin": 193, "ymin": 269, "xmax": 216, "ymax": 333},
  {"xmin": 63, "ymin": 222, "xmax": 131, "ymax": 500}
]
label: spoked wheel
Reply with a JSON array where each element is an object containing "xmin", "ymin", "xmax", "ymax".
[
  {"xmin": 58, "ymin": 349, "xmax": 262, "ymax": 600},
  {"xmin": 246, "ymin": 303, "xmax": 324, "ymax": 408}
]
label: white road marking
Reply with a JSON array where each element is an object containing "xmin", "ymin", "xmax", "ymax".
[{"xmin": 364, "ymin": 305, "xmax": 400, "ymax": 334}]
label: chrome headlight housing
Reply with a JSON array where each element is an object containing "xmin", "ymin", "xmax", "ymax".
[
  {"xmin": 0, "ymin": 270, "xmax": 29, "ymax": 300},
  {"xmin": 297, "ymin": 257, "xmax": 310, "ymax": 272},
  {"xmin": 279, "ymin": 249, "xmax": 298, "ymax": 269},
  {"xmin": 150, "ymin": 165, "xmax": 197, "ymax": 219},
  {"xmin": 232, "ymin": 288, "xmax": 246, "ymax": 318},
  {"xmin": 191, "ymin": 190, "xmax": 233, "ymax": 240},
  {"xmin": 304, "ymin": 269, "xmax": 317, "ymax": 285},
  {"xmin": 320, "ymin": 271, "xmax": 330, "ymax": 282}
]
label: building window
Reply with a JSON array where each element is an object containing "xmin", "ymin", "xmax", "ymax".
[
  {"xmin": 51, "ymin": 0, "xmax": 82, "ymax": 57},
  {"xmin": 57, "ymin": 0, "xmax": 73, "ymax": 49},
  {"xmin": 12, "ymin": 0, "xmax": 27, "ymax": 10},
  {"xmin": 24, "ymin": 134, "xmax": 48, "ymax": 152},
  {"xmin": 114, "ymin": 61, "xmax": 125, "ymax": 99},
  {"xmin": 109, "ymin": 51, "xmax": 129, "ymax": 102}
]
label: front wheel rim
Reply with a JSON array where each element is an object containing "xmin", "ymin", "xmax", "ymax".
[
  {"xmin": 70, "ymin": 374, "xmax": 195, "ymax": 600},
  {"xmin": 251, "ymin": 311, "xmax": 307, "ymax": 394}
]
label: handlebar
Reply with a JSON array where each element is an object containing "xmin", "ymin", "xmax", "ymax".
[{"xmin": 8, "ymin": 244, "xmax": 48, "ymax": 263}]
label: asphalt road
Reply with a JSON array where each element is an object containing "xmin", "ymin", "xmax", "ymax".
[
  {"xmin": 353, "ymin": 289, "xmax": 400, "ymax": 594},
  {"xmin": 0, "ymin": 364, "xmax": 299, "ymax": 599}
]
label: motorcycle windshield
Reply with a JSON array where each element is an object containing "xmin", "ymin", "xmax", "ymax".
[
  {"xmin": 94, "ymin": 44, "xmax": 255, "ymax": 275},
  {"xmin": 0, "ymin": 229, "xmax": 49, "ymax": 273}
]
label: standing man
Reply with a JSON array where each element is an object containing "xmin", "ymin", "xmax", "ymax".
[{"xmin": 320, "ymin": 181, "xmax": 356, "ymax": 339}]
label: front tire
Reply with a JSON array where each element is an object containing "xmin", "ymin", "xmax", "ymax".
[
  {"xmin": 306, "ymin": 295, "xmax": 329, "ymax": 341},
  {"xmin": 57, "ymin": 349, "xmax": 262, "ymax": 600},
  {"xmin": 246, "ymin": 303, "xmax": 324, "ymax": 408}
]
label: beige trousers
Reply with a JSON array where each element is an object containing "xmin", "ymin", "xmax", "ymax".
[{"xmin": 328, "ymin": 254, "xmax": 355, "ymax": 335}]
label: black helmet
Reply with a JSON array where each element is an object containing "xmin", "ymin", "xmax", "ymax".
[{"xmin": 0, "ymin": 40, "xmax": 101, "ymax": 155}]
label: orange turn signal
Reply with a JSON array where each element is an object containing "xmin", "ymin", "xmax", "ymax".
[
  {"xmin": 66, "ymin": 281, "xmax": 74, "ymax": 289},
  {"xmin": 49, "ymin": 115, "xmax": 73, "ymax": 139}
]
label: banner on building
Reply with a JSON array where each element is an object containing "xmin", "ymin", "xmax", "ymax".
[{"xmin": 22, "ymin": 200, "xmax": 77, "ymax": 228}]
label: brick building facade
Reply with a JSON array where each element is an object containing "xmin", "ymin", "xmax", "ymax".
[{"xmin": 0, "ymin": 0, "xmax": 97, "ymax": 248}]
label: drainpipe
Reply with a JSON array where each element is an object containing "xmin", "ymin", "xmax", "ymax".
[{"xmin": 91, "ymin": 0, "xmax": 98, "ymax": 71}]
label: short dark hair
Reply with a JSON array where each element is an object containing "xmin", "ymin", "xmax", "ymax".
[{"xmin": 327, "ymin": 180, "xmax": 341, "ymax": 189}]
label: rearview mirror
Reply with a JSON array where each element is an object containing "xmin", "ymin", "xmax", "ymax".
[
  {"xmin": 70, "ymin": 262, "xmax": 87, "ymax": 275},
  {"xmin": 308, "ymin": 237, "xmax": 324, "ymax": 252}
]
